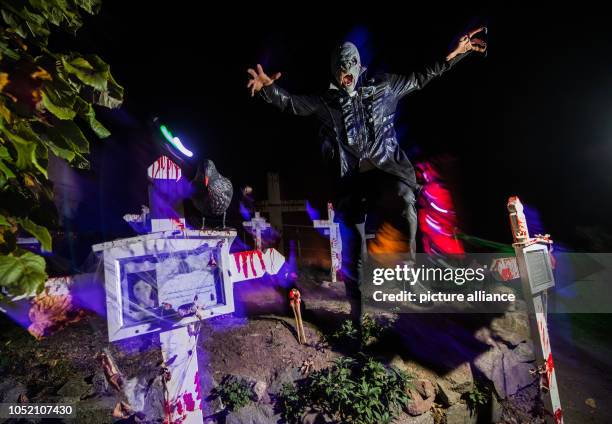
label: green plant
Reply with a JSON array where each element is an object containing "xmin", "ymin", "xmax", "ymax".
[
  {"xmin": 327, "ymin": 314, "xmax": 386, "ymax": 347},
  {"xmin": 465, "ymin": 381, "xmax": 490, "ymax": 412},
  {"xmin": 213, "ymin": 376, "xmax": 254, "ymax": 411},
  {"xmin": 278, "ymin": 355, "xmax": 412, "ymax": 424},
  {"xmin": 0, "ymin": 0, "xmax": 123, "ymax": 298},
  {"xmin": 278, "ymin": 382, "xmax": 303, "ymax": 423}
]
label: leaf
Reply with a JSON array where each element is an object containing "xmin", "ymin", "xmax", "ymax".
[
  {"xmin": 0, "ymin": 251, "xmax": 47, "ymax": 297},
  {"xmin": 17, "ymin": 217, "xmax": 51, "ymax": 251},
  {"xmin": 60, "ymin": 53, "xmax": 109, "ymax": 91},
  {"xmin": 41, "ymin": 90, "xmax": 76, "ymax": 120},
  {"xmin": 0, "ymin": 215, "xmax": 10, "ymax": 227},
  {"xmin": 71, "ymin": 0, "xmax": 101, "ymax": 15},
  {"xmin": 92, "ymin": 72, "xmax": 123, "ymax": 109},
  {"xmin": 0, "ymin": 122, "xmax": 48, "ymax": 177},
  {"xmin": 74, "ymin": 97, "xmax": 109, "ymax": 138},
  {"xmin": 49, "ymin": 119, "xmax": 89, "ymax": 153}
]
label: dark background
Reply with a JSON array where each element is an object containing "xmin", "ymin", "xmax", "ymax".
[{"xmin": 49, "ymin": 3, "xmax": 612, "ymax": 255}]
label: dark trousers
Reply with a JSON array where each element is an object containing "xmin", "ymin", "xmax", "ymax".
[{"xmin": 334, "ymin": 169, "xmax": 418, "ymax": 326}]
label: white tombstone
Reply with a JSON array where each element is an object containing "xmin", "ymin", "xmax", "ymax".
[
  {"xmin": 93, "ymin": 228, "xmax": 236, "ymax": 423},
  {"xmin": 313, "ymin": 202, "xmax": 342, "ymax": 283},
  {"xmin": 242, "ymin": 212, "xmax": 271, "ymax": 250},
  {"xmin": 93, "ymin": 155, "xmax": 287, "ymax": 423}
]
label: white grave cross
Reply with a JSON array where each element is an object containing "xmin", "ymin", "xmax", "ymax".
[
  {"xmin": 508, "ymin": 196, "xmax": 563, "ymax": 423},
  {"xmin": 242, "ymin": 212, "xmax": 271, "ymax": 250},
  {"xmin": 313, "ymin": 202, "xmax": 342, "ymax": 283}
]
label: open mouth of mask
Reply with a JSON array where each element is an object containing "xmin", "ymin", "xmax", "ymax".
[{"xmin": 331, "ymin": 41, "xmax": 361, "ymax": 93}]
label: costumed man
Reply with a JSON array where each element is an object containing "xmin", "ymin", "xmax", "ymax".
[{"xmin": 247, "ymin": 27, "xmax": 487, "ymax": 340}]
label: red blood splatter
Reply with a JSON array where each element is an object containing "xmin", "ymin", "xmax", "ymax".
[
  {"xmin": 176, "ymin": 399, "xmax": 183, "ymax": 415},
  {"xmin": 183, "ymin": 393, "xmax": 195, "ymax": 412},
  {"xmin": 554, "ymin": 407, "xmax": 563, "ymax": 423},
  {"xmin": 501, "ymin": 267, "xmax": 514, "ymax": 281}
]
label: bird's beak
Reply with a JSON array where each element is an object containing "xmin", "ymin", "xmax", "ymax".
[{"xmin": 204, "ymin": 176, "xmax": 209, "ymax": 187}]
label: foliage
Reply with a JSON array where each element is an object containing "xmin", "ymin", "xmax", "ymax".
[
  {"xmin": 327, "ymin": 314, "xmax": 386, "ymax": 347},
  {"xmin": 465, "ymin": 381, "xmax": 490, "ymax": 412},
  {"xmin": 0, "ymin": 0, "xmax": 123, "ymax": 298},
  {"xmin": 213, "ymin": 376, "xmax": 254, "ymax": 411},
  {"xmin": 278, "ymin": 355, "xmax": 412, "ymax": 424}
]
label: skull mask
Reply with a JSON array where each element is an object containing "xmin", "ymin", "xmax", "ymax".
[{"xmin": 331, "ymin": 41, "xmax": 362, "ymax": 94}]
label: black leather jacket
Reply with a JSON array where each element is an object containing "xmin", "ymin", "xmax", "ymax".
[{"xmin": 259, "ymin": 53, "xmax": 469, "ymax": 190}]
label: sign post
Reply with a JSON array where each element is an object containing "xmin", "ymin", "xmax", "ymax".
[{"xmin": 507, "ymin": 196, "xmax": 563, "ymax": 423}]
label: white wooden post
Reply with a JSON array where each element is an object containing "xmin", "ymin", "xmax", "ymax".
[
  {"xmin": 313, "ymin": 202, "xmax": 342, "ymax": 283},
  {"xmin": 508, "ymin": 196, "xmax": 563, "ymax": 424},
  {"xmin": 242, "ymin": 212, "xmax": 271, "ymax": 250}
]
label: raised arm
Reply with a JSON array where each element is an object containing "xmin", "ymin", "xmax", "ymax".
[
  {"xmin": 247, "ymin": 64, "xmax": 320, "ymax": 116},
  {"xmin": 390, "ymin": 27, "xmax": 487, "ymax": 99}
]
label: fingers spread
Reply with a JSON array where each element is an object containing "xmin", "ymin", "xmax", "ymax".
[
  {"xmin": 272, "ymin": 72, "xmax": 282, "ymax": 81},
  {"xmin": 256, "ymin": 64, "xmax": 264, "ymax": 74},
  {"xmin": 247, "ymin": 68, "xmax": 258, "ymax": 78}
]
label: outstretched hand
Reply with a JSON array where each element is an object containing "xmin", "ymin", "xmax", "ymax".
[
  {"xmin": 446, "ymin": 27, "xmax": 487, "ymax": 61},
  {"xmin": 247, "ymin": 64, "xmax": 281, "ymax": 97}
]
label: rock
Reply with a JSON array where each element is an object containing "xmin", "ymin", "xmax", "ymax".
[
  {"xmin": 473, "ymin": 344, "xmax": 535, "ymax": 398},
  {"xmin": 396, "ymin": 411, "xmax": 435, "ymax": 424},
  {"xmin": 57, "ymin": 378, "xmax": 91, "ymax": 400},
  {"xmin": 252, "ymin": 380, "xmax": 269, "ymax": 403},
  {"xmin": 491, "ymin": 394, "xmax": 503, "ymax": 422},
  {"xmin": 268, "ymin": 367, "xmax": 301, "ymax": 394},
  {"xmin": 490, "ymin": 311, "xmax": 530, "ymax": 346},
  {"xmin": 436, "ymin": 380, "xmax": 461, "ymax": 407},
  {"xmin": 512, "ymin": 341, "xmax": 535, "ymax": 363},
  {"xmin": 405, "ymin": 380, "xmax": 436, "ymax": 416},
  {"xmin": 225, "ymin": 403, "xmax": 279, "ymax": 424},
  {"xmin": 443, "ymin": 362, "xmax": 474, "ymax": 395},
  {"xmin": 445, "ymin": 402, "xmax": 477, "ymax": 424},
  {"xmin": 0, "ymin": 378, "xmax": 27, "ymax": 403},
  {"xmin": 414, "ymin": 379, "xmax": 436, "ymax": 399},
  {"xmin": 301, "ymin": 407, "xmax": 335, "ymax": 423},
  {"xmin": 74, "ymin": 396, "xmax": 121, "ymax": 424}
]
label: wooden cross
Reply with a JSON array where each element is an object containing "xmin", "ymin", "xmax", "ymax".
[
  {"xmin": 313, "ymin": 202, "xmax": 342, "ymax": 283},
  {"xmin": 242, "ymin": 212, "xmax": 271, "ymax": 250},
  {"xmin": 256, "ymin": 172, "xmax": 306, "ymax": 253}
]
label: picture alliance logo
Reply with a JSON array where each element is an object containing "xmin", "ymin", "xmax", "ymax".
[{"xmin": 371, "ymin": 264, "xmax": 487, "ymax": 286}]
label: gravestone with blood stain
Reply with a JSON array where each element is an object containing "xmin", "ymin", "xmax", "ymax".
[
  {"xmin": 507, "ymin": 196, "xmax": 563, "ymax": 423},
  {"xmin": 94, "ymin": 156, "xmax": 285, "ymax": 424},
  {"xmin": 313, "ymin": 203, "xmax": 342, "ymax": 283}
]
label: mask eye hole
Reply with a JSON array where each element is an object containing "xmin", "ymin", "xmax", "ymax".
[{"xmin": 351, "ymin": 57, "xmax": 357, "ymax": 66}]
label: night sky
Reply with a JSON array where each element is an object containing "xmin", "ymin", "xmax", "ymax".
[{"xmin": 50, "ymin": 4, "xmax": 612, "ymax": 252}]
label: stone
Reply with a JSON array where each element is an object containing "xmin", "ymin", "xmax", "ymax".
[
  {"xmin": 512, "ymin": 341, "xmax": 535, "ymax": 363},
  {"xmin": 225, "ymin": 403, "xmax": 279, "ymax": 424},
  {"xmin": 396, "ymin": 411, "xmax": 434, "ymax": 424},
  {"xmin": 301, "ymin": 407, "xmax": 335, "ymax": 424},
  {"xmin": 57, "ymin": 378, "xmax": 91, "ymax": 400},
  {"xmin": 0, "ymin": 378, "xmax": 27, "ymax": 403},
  {"xmin": 443, "ymin": 362, "xmax": 474, "ymax": 395},
  {"xmin": 445, "ymin": 402, "xmax": 477, "ymax": 424},
  {"xmin": 473, "ymin": 344, "xmax": 535, "ymax": 398},
  {"xmin": 436, "ymin": 380, "xmax": 461, "ymax": 407},
  {"xmin": 268, "ymin": 367, "xmax": 301, "ymax": 394},
  {"xmin": 414, "ymin": 379, "xmax": 436, "ymax": 399},
  {"xmin": 490, "ymin": 311, "xmax": 530, "ymax": 346},
  {"xmin": 252, "ymin": 380, "xmax": 268, "ymax": 403},
  {"xmin": 74, "ymin": 396, "xmax": 122, "ymax": 424},
  {"xmin": 405, "ymin": 380, "xmax": 436, "ymax": 417}
]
